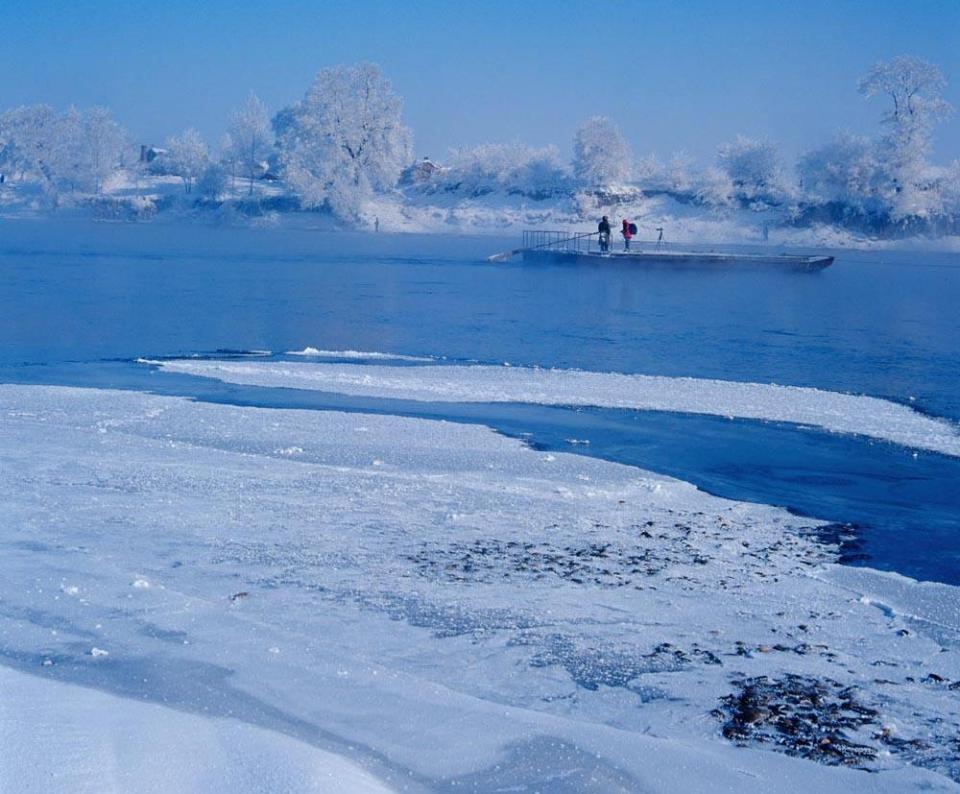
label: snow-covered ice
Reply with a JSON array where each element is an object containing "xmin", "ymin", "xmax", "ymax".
[
  {"xmin": 152, "ymin": 359, "xmax": 960, "ymax": 457},
  {"xmin": 1, "ymin": 384, "xmax": 959, "ymax": 790},
  {"xmin": 286, "ymin": 347, "xmax": 434, "ymax": 361}
]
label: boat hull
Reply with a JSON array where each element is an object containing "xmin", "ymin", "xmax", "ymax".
[{"xmin": 521, "ymin": 249, "xmax": 834, "ymax": 271}]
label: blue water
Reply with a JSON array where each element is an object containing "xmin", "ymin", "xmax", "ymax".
[{"xmin": 2, "ymin": 219, "xmax": 959, "ymax": 583}]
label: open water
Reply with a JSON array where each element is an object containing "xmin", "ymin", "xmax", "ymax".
[{"xmin": 2, "ymin": 219, "xmax": 958, "ymax": 583}]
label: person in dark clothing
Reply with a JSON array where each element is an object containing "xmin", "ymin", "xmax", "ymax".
[{"xmin": 598, "ymin": 215, "xmax": 611, "ymax": 252}]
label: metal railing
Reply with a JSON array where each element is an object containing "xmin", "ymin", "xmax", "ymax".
[
  {"xmin": 521, "ymin": 229, "xmax": 666, "ymax": 255},
  {"xmin": 521, "ymin": 230, "xmax": 584, "ymax": 251},
  {"xmin": 521, "ymin": 230, "xmax": 601, "ymax": 254}
]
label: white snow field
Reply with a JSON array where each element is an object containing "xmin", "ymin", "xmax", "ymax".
[
  {"xmin": 152, "ymin": 359, "xmax": 960, "ymax": 457},
  {"xmin": 0, "ymin": 666, "xmax": 391, "ymax": 794},
  {"xmin": 1, "ymin": 385, "xmax": 959, "ymax": 791}
]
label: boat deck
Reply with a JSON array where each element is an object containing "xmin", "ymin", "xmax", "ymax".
[
  {"xmin": 514, "ymin": 230, "xmax": 834, "ymax": 271},
  {"xmin": 522, "ymin": 248, "xmax": 834, "ymax": 271}
]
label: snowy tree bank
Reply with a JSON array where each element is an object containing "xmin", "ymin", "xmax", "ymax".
[{"xmin": 2, "ymin": 58, "xmax": 959, "ymax": 245}]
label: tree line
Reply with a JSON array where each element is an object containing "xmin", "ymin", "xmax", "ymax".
[{"xmin": 0, "ymin": 57, "xmax": 956, "ymax": 231}]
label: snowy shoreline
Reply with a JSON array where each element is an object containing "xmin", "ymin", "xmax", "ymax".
[
  {"xmin": 2, "ymin": 384, "xmax": 959, "ymax": 790},
  {"xmin": 3, "ymin": 193, "xmax": 960, "ymax": 253}
]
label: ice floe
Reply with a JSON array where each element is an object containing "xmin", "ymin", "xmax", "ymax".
[
  {"xmin": 152, "ymin": 359, "xmax": 960, "ymax": 457},
  {"xmin": 286, "ymin": 347, "xmax": 433, "ymax": 361}
]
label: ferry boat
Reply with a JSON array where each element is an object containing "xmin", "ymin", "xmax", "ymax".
[{"xmin": 489, "ymin": 231, "xmax": 834, "ymax": 271}]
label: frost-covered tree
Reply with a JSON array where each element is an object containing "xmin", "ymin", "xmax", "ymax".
[
  {"xmin": 572, "ymin": 116, "xmax": 632, "ymax": 187},
  {"xmin": 797, "ymin": 131, "xmax": 882, "ymax": 211},
  {"xmin": 49, "ymin": 106, "xmax": 87, "ymax": 193},
  {"xmin": 668, "ymin": 151, "xmax": 695, "ymax": 193},
  {"xmin": 440, "ymin": 143, "xmax": 567, "ymax": 197},
  {"xmin": 0, "ymin": 104, "xmax": 126, "ymax": 197},
  {"xmin": 226, "ymin": 93, "xmax": 272, "ymax": 196},
  {"xmin": 940, "ymin": 161, "xmax": 960, "ymax": 218},
  {"xmin": 696, "ymin": 166, "xmax": 736, "ymax": 208},
  {"xmin": 82, "ymin": 106, "xmax": 126, "ymax": 193},
  {"xmin": 859, "ymin": 56, "xmax": 953, "ymax": 218},
  {"xmin": 515, "ymin": 147, "xmax": 568, "ymax": 196},
  {"xmin": 0, "ymin": 115, "xmax": 16, "ymax": 181},
  {"xmin": 633, "ymin": 153, "xmax": 666, "ymax": 189},
  {"xmin": 219, "ymin": 132, "xmax": 237, "ymax": 188},
  {"xmin": 165, "ymin": 128, "xmax": 209, "ymax": 193},
  {"xmin": 275, "ymin": 63, "xmax": 412, "ymax": 218},
  {"xmin": 716, "ymin": 135, "xmax": 782, "ymax": 200},
  {"xmin": 860, "ymin": 56, "xmax": 952, "ymax": 159},
  {"xmin": 0, "ymin": 105, "xmax": 59, "ymax": 186}
]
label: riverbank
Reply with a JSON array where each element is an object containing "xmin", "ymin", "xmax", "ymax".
[{"xmin": 3, "ymin": 179, "xmax": 960, "ymax": 252}]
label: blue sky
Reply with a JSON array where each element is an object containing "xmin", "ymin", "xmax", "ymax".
[{"xmin": 4, "ymin": 0, "xmax": 959, "ymax": 165}]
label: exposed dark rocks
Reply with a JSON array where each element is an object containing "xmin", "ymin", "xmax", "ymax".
[{"xmin": 717, "ymin": 675, "xmax": 880, "ymax": 766}]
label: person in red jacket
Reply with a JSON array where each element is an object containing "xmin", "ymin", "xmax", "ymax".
[{"xmin": 621, "ymin": 218, "xmax": 633, "ymax": 251}]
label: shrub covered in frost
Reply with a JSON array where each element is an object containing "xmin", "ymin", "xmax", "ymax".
[
  {"xmin": 197, "ymin": 163, "xmax": 229, "ymax": 200},
  {"xmin": 940, "ymin": 161, "xmax": 960, "ymax": 218},
  {"xmin": 797, "ymin": 132, "xmax": 882, "ymax": 213},
  {"xmin": 430, "ymin": 143, "xmax": 569, "ymax": 198},
  {"xmin": 716, "ymin": 135, "xmax": 792, "ymax": 205},
  {"xmin": 696, "ymin": 166, "xmax": 737, "ymax": 208}
]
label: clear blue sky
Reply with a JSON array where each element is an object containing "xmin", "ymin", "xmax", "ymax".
[{"xmin": 4, "ymin": 0, "xmax": 959, "ymax": 165}]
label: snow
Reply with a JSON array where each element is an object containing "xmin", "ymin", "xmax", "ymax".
[
  {"xmin": 356, "ymin": 187, "xmax": 960, "ymax": 247},
  {"xmin": 2, "ymin": 165, "xmax": 957, "ymax": 248},
  {"xmin": 1, "ymin": 384, "xmax": 959, "ymax": 790},
  {"xmin": 150, "ymin": 359, "xmax": 960, "ymax": 458},
  {"xmin": 286, "ymin": 347, "xmax": 434, "ymax": 361},
  {"xmin": 0, "ymin": 666, "xmax": 393, "ymax": 793},
  {"xmin": 821, "ymin": 566, "xmax": 960, "ymax": 640}
]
